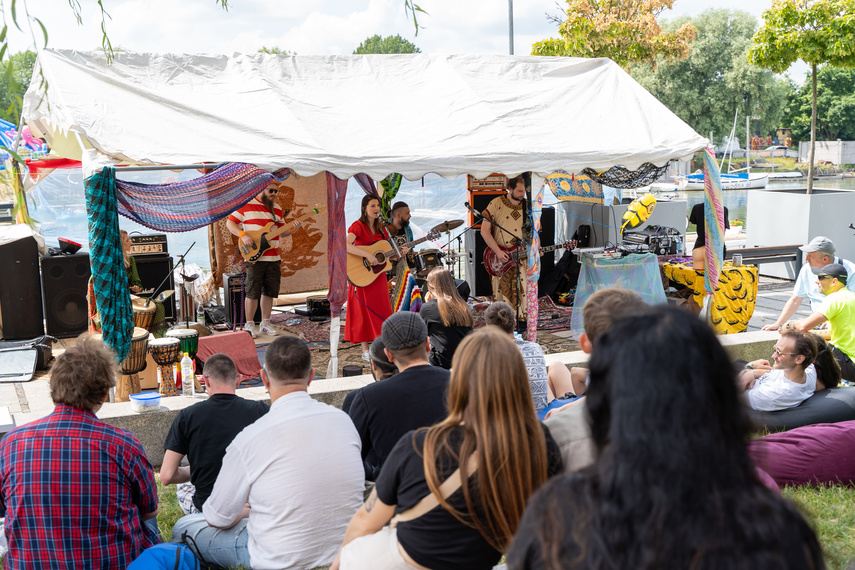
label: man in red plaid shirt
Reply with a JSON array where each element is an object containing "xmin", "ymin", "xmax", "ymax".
[{"xmin": 0, "ymin": 335, "xmax": 160, "ymax": 568}]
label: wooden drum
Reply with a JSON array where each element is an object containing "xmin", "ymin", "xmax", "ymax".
[
  {"xmin": 132, "ymin": 297, "xmax": 157, "ymax": 331},
  {"xmin": 149, "ymin": 337, "xmax": 180, "ymax": 397},
  {"xmin": 117, "ymin": 327, "xmax": 150, "ymax": 402}
]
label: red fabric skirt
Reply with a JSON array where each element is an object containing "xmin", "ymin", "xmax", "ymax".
[{"xmin": 344, "ymin": 275, "xmax": 392, "ymax": 344}]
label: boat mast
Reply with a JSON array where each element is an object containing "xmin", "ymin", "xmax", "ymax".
[{"xmin": 746, "ymin": 114, "xmax": 751, "ymax": 176}]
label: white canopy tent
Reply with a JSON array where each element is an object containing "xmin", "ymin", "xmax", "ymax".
[{"xmin": 23, "ymin": 50, "xmax": 708, "ymax": 178}]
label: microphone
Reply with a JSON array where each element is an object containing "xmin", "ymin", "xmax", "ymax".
[{"xmin": 464, "ymin": 201, "xmax": 484, "ymax": 221}]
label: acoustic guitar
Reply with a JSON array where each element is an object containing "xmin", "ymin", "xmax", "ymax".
[
  {"xmin": 239, "ymin": 205, "xmax": 326, "ymax": 263},
  {"xmin": 347, "ymin": 230, "xmax": 440, "ymax": 287},
  {"xmin": 483, "ymin": 241, "xmax": 575, "ymax": 278}
]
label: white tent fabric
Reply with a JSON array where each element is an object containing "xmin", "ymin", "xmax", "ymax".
[{"xmin": 23, "ymin": 50, "xmax": 708, "ymax": 180}]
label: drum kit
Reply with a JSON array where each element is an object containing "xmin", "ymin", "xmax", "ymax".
[{"xmin": 411, "ymin": 219, "xmax": 466, "ymax": 278}]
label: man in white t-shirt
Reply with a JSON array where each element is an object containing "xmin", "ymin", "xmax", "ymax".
[
  {"xmin": 172, "ymin": 336, "xmax": 364, "ymax": 570},
  {"xmin": 738, "ymin": 331, "xmax": 818, "ymax": 412},
  {"xmin": 762, "ymin": 236, "xmax": 855, "ymax": 331}
]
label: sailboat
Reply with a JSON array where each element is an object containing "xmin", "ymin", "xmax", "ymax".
[{"xmin": 678, "ymin": 110, "xmax": 769, "ymax": 191}]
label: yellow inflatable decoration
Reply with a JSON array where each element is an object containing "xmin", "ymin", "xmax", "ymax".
[{"xmin": 620, "ymin": 193, "xmax": 657, "ymax": 234}]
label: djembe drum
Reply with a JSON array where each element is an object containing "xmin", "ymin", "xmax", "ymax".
[
  {"xmin": 166, "ymin": 327, "xmax": 200, "ymax": 392},
  {"xmin": 116, "ymin": 327, "xmax": 150, "ymax": 402},
  {"xmin": 149, "ymin": 337, "xmax": 180, "ymax": 397},
  {"xmin": 132, "ymin": 297, "xmax": 157, "ymax": 331}
]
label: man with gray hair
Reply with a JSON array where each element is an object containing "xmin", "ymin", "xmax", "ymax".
[
  {"xmin": 346, "ymin": 311, "xmax": 450, "ymax": 480},
  {"xmin": 762, "ymin": 236, "xmax": 855, "ymax": 331}
]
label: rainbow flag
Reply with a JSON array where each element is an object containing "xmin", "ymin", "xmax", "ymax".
[{"xmin": 702, "ymin": 148, "xmax": 725, "ymax": 295}]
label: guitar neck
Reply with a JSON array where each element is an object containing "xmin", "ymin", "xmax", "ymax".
[
  {"xmin": 263, "ymin": 208, "xmax": 324, "ymax": 240},
  {"xmin": 512, "ymin": 242, "xmax": 571, "ymax": 261}
]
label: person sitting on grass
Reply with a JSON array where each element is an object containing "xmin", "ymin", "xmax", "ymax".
[
  {"xmin": 738, "ymin": 331, "xmax": 818, "ymax": 412},
  {"xmin": 160, "ymin": 353, "xmax": 269, "ymax": 515},
  {"xmin": 0, "ymin": 335, "xmax": 160, "ymax": 569},
  {"xmin": 506, "ymin": 306, "xmax": 824, "ymax": 570}
]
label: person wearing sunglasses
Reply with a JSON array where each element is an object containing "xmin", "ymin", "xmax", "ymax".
[
  {"xmin": 786, "ymin": 263, "xmax": 855, "ymax": 382},
  {"xmin": 227, "ymin": 184, "xmax": 302, "ymax": 338},
  {"xmin": 738, "ymin": 330, "xmax": 819, "ymax": 411}
]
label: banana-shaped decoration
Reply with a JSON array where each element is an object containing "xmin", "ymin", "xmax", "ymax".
[{"xmin": 620, "ymin": 193, "xmax": 657, "ymax": 233}]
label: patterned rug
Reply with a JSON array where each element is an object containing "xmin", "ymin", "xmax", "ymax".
[{"xmin": 270, "ymin": 297, "xmax": 580, "ymax": 379}]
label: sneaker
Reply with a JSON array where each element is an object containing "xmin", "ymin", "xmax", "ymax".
[
  {"xmin": 259, "ymin": 321, "xmax": 280, "ymax": 336},
  {"xmin": 362, "ymin": 351, "xmax": 370, "ymax": 362},
  {"xmin": 243, "ymin": 322, "xmax": 258, "ymax": 339}
]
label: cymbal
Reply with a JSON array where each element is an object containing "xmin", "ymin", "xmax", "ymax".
[{"xmin": 431, "ymin": 219, "xmax": 464, "ymax": 233}]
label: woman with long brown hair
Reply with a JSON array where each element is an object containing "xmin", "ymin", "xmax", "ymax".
[
  {"xmin": 345, "ymin": 195, "xmax": 396, "ymax": 360},
  {"xmin": 331, "ymin": 327, "xmax": 562, "ymax": 570},
  {"xmin": 419, "ymin": 267, "xmax": 474, "ymax": 369}
]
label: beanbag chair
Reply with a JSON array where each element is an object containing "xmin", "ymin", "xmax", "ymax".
[
  {"xmin": 748, "ymin": 420, "xmax": 855, "ymax": 487},
  {"xmin": 751, "ymin": 386, "xmax": 855, "ymax": 432}
]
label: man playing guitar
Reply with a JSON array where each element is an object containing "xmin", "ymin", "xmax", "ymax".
[
  {"xmin": 480, "ymin": 175, "xmax": 529, "ymax": 319},
  {"xmin": 226, "ymin": 184, "xmax": 301, "ymax": 338}
]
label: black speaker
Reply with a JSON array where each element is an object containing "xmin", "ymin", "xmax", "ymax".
[
  {"xmin": 133, "ymin": 254, "xmax": 175, "ymax": 321},
  {"xmin": 465, "ymin": 229, "xmax": 492, "ymax": 298},
  {"xmin": 41, "ymin": 252, "xmax": 90, "ymax": 337},
  {"xmin": 0, "ymin": 236, "xmax": 44, "ymax": 339},
  {"xmin": 540, "ymin": 206, "xmax": 555, "ymax": 276},
  {"xmin": 224, "ymin": 273, "xmax": 262, "ymax": 328}
]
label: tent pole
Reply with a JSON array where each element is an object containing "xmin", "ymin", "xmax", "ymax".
[{"xmin": 114, "ymin": 163, "xmax": 219, "ymax": 172}]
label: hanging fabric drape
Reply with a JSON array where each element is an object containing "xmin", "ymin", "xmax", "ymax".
[
  {"xmin": 354, "ymin": 173, "xmax": 378, "ymax": 197},
  {"xmin": 702, "ymin": 148, "xmax": 725, "ymax": 296},
  {"xmin": 379, "ymin": 173, "xmax": 403, "ymax": 215},
  {"xmin": 115, "ymin": 163, "xmax": 292, "ymax": 232},
  {"xmin": 525, "ymin": 181, "xmax": 545, "ymax": 342},
  {"xmin": 326, "ymin": 172, "xmax": 350, "ymax": 379},
  {"xmin": 544, "ymin": 171, "xmax": 603, "ymax": 203},
  {"xmin": 85, "ymin": 167, "xmax": 133, "ymax": 361}
]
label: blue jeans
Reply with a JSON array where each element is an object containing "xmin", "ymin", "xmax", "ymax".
[{"xmin": 171, "ymin": 513, "xmax": 251, "ymax": 568}]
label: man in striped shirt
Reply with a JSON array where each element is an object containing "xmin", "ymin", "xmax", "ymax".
[{"xmin": 227, "ymin": 184, "xmax": 301, "ymax": 337}]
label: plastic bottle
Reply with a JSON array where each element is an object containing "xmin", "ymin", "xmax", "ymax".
[
  {"xmin": 196, "ymin": 305, "xmax": 205, "ymax": 325},
  {"xmin": 181, "ymin": 352, "xmax": 194, "ymax": 398}
]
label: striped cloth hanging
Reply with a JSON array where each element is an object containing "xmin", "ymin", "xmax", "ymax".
[{"xmin": 702, "ymin": 148, "xmax": 725, "ymax": 295}]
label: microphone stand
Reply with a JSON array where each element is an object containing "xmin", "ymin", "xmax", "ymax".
[{"xmin": 145, "ymin": 241, "xmax": 194, "ymax": 317}]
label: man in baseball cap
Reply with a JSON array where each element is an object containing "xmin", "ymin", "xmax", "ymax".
[
  {"xmin": 789, "ymin": 262, "xmax": 855, "ymax": 381},
  {"xmin": 346, "ymin": 312, "xmax": 450, "ymax": 480},
  {"xmin": 762, "ymin": 236, "xmax": 855, "ymax": 331}
]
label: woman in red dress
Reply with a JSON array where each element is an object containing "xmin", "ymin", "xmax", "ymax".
[{"xmin": 345, "ymin": 195, "xmax": 394, "ymax": 360}]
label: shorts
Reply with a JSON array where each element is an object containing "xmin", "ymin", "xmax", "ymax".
[{"xmin": 244, "ymin": 260, "xmax": 281, "ymax": 299}]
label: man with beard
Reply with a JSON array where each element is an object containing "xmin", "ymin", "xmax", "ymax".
[
  {"xmin": 738, "ymin": 330, "xmax": 818, "ymax": 411},
  {"xmin": 227, "ymin": 184, "xmax": 301, "ymax": 338},
  {"xmin": 386, "ymin": 201, "xmax": 413, "ymax": 243}
]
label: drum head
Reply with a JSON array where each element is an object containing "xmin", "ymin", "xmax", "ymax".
[
  {"xmin": 166, "ymin": 328, "xmax": 198, "ymax": 339},
  {"xmin": 149, "ymin": 337, "xmax": 180, "ymax": 347},
  {"xmin": 132, "ymin": 327, "xmax": 150, "ymax": 341}
]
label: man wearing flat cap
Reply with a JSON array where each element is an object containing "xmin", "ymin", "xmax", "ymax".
[
  {"xmin": 346, "ymin": 312, "xmax": 450, "ymax": 481},
  {"xmin": 790, "ymin": 263, "xmax": 855, "ymax": 381},
  {"xmin": 763, "ymin": 236, "xmax": 855, "ymax": 331}
]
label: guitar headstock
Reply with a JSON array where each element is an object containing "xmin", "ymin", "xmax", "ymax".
[
  {"xmin": 426, "ymin": 229, "xmax": 441, "ymax": 241},
  {"xmin": 564, "ymin": 240, "xmax": 577, "ymax": 250}
]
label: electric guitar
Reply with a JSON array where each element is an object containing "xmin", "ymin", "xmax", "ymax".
[
  {"xmin": 483, "ymin": 241, "xmax": 576, "ymax": 277},
  {"xmin": 347, "ymin": 230, "xmax": 441, "ymax": 287},
  {"xmin": 239, "ymin": 205, "xmax": 326, "ymax": 263}
]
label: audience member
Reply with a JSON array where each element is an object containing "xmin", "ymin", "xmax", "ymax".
[
  {"xmin": 420, "ymin": 267, "xmax": 474, "ymax": 369},
  {"xmin": 762, "ymin": 236, "xmax": 855, "ymax": 331},
  {"xmin": 346, "ymin": 311, "xmax": 450, "ymax": 480},
  {"xmin": 543, "ymin": 288, "xmax": 649, "ymax": 472},
  {"xmin": 790, "ymin": 263, "xmax": 855, "ymax": 381},
  {"xmin": 332, "ymin": 327, "xmax": 562, "ymax": 570},
  {"xmin": 160, "ymin": 354, "xmax": 269, "ymax": 514},
  {"xmin": 506, "ymin": 307, "xmax": 824, "ymax": 570},
  {"xmin": 484, "ymin": 301, "xmax": 572, "ymax": 416},
  {"xmin": 342, "ymin": 336, "xmax": 397, "ymax": 415},
  {"xmin": 739, "ymin": 331, "xmax": 818, "ymax": 411},
  {"xmin": 0, "ymin": 335, "xmax": 159, "ymax": 569},
  {"xmin": 172, "ymin": 336, "xmax": 363, "ymax": 569}
]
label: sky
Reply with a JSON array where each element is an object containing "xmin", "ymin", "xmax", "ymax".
[{"xmin": 6, "ymin": 0, "xmax": 801, "ymax": 78}]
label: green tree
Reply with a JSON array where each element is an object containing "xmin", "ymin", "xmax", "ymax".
[
  {"xmin": 258, "ymin": 47, "xmax": 296, "ymax": 55},
  {"xmin": 749, "ymin": 0, "xmax": 855, "ymax": 193},
  {"xmin": 630, "ymin": 10, "xmax": 789, "ymax": 148},
  {"xmin": 783, "ymin": 66, "xmax": 855, "ymax": 143},
  {"xmin": 0, "ymin": 51, "xmax": 37, "ymax": 124},
  {"xmin": 353, "ymin": 34, "xmax": 421, "ymax": 54},
  {"xmin": 532, "ymin": 0, "xmax": 695, "ymax": 67}
]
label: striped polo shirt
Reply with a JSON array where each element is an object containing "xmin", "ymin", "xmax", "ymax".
[{"xmin": 228, "ymin": 196, "xmax": 284, "ymax": 261}]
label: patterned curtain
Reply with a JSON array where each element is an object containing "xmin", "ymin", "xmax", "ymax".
[
  {"xmin": 326, "ymin": 172, "xmax": 349, "ymax": 379},
  {"xmin": 525, "ymin": 180, "xmax": 545, "ymax": 342},
  {"xmin": 85, "ymin": 167, "xmax": 133, "ymax": 361},
  {"xmin": 702, "ymin": 148, "xmax": 725, "ymax": 295}
]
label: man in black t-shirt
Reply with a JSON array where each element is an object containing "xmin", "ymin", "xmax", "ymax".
[
  {"xmin": 161, "ymin": 354, "xmax": 269, "ymax": 513},
  {"xmin": 346, "ymin": 311, "xmax": 450, "ymax": 480}
]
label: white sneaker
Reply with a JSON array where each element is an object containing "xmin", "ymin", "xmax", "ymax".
[
  {"xmin": 362, "ymin": 351, "xmax": 370, "ymax": 362},
  {"xmin": 243, "ymin": 321, "xmax": 258, "ymax": 338},
  {"xmin": 259, "ymin": 321, "xmax": 280, "ymax": 336}
]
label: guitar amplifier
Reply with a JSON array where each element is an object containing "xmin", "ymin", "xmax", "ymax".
[
  {"xmin": 224, "ymin": 273, "xmax": 261, "ymax": 328},
  {"xmin": 129, "ymin": 233, "xmax": 168, "ymax": 256}
]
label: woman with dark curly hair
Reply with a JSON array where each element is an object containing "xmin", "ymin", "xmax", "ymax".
[{"xmin": 507, "ymin": 305, "xmax": 824, "ymax": 570}]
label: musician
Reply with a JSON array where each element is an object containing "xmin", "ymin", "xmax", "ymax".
[
  {"xmin": 345, "ymin": 195, "xmax": 399, "ymax": 361},
  {"xmin": 480, "ymin": 175, "xmax": 529, "ymax": 319},
  {"xmin": 386, "ymin": 201, "xmax": 413, "ymax": 243},
  {"xmin": 227, "ymin": 184, "xmax": 301, "ymax": 338}
]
